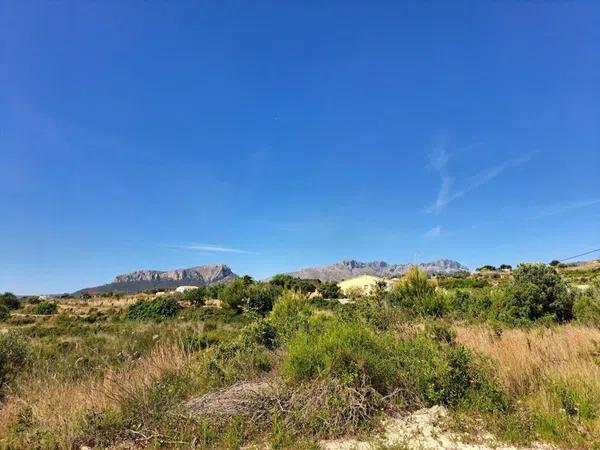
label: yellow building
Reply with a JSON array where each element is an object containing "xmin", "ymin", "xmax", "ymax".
[{"xmin": 337, "ymin": 275, "xmax": 395, "ymax": 296}]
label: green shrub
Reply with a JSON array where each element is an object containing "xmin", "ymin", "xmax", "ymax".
[
  {"xmin": 245, "ymin": 283, "xmax": 282, "ymax": 314},
  {"xmin": 0, "ymin": 292, "xmax": 20, "ymax": 310},
  {"xmin": 512, "ymin": 263, "xmax": 573, "ymax": 322},
  {"xmin": 573, "ymin": 288, "xmax": 600, "ymax": 326},
  {"xmin": 269, "ymin": 274, "xmax": 319, "ymax": 294},
  {"xmin": 269, "ymin": 291, "xmax": 313, "ymax": 341},
  {"xmin": 318, "ymin": 281, "xmax": 340, "ymax": 299},
  {"xmin": 391, "ymin": 267, "xmax": 449, "ymax": 317},
  {"xmin": 424, "ymin": 320, "xmax": 456, "ymax": 344},
  {"xmin": 180, "ymin": 328, "xmax": 237, "ymax": 352},
  {"xmin": 352, "ymin": 294, "xmax": 402, "ymax": 331},
  {"xmin": 239, "ymin": 319, "xmax": 277, "ymax": 349},
  {"xmin": 32, "ymin": 301, "xmax": 58, "ymax": 315},
  {"xmin": 448, "ymin": 289, "xmax": 492, "ymax": 321},
  {"xmin": 283, "ymin": 319, "xmax": 398, "ymax": 395},
  {"xmin": 220, "ymin": 277, "xmax": 253, "ymax": 313},
  {"xmin": 27, "ymin": 296, "xmax": 41, "ymax": 304},
  {"xmin": 395, "ymin": 334, "xmax": 508, "ymax": 411},
  {"xmin": 0, "ymin": 332, "xmax": 31, "ymax": 396},
  {"xmin": 0, "ymin": 305, "xmax": 9, "ymax": 321},
  {"xmin": 282, "ymin": 317, "xmax": 507, "ymax": 414},
  {"xmin": 394, "ymin": 267, "xmax": 435, "ymax": 300},
  {"xmin": 217, "ymin": 278, "xmax": 283, "ymax": 314},
  {"xmin": 310, "ymin": 296, "xmax": 340, "ymax": 310},
  {"xmin": 126, "ymin": 296, "xmax": 180, "ymax": 320},
  {"xmin": 203, "ymin": 340, "xmax": 273, "ymax": 386},
  {"xmin": 180, "ymin": 286, "xmax": 208, "ymax": 306}
]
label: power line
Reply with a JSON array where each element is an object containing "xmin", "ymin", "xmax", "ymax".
[{"xmin": 559, "ymin": 247, "xmax": 600, "ymax": 262}]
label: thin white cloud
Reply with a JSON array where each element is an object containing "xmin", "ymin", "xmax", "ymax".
[
  {"xmin": 427, "ymin": 144, "xmax": 452, "ymax": 214},
  {"xmin": 427, "ymin": 145, "xmax": 535, "ymax": 214},
  {"xmin": 168, "ymin": 244, "xmax": 255, "ymax": 254},
  {"xmin": 425, "ymin": 225, "xmax": 442, "ymax": 238},
  {"xmin": 536, "ymin": 198, "xmax": 600, "ymax": 218}
]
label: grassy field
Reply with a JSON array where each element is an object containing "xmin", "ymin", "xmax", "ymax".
[{"xmin": 0, "ymin": 263, "xmax": 599, "ymax": 449}]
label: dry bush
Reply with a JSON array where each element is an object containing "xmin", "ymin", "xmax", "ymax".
[
  {"xmin": 181, "ymin": 380, "xmax": 276, "ymax": 421},
  {"xmin": 181, "ymin": 376, "xmax": 382, "ymax": 440},
  {"xmin": 280, "ymin": 375, "xmax": 382, "ymax": 437},
  {"xmin": 455, "ymin": 324, "xmax": 600, "ymax": 397}
]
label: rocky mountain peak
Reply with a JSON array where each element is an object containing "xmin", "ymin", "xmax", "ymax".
[
  {"xmin": 75, "ymin": 264, "xmax": 237, "ymax": 295},
  {"xmin": 287, "ymin": 259, "xmax": 469, "ymax": 282}
]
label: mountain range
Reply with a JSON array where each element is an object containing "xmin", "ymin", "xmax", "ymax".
[
  {"xmin": 74, "ymin": 259, "xmax": 468, "ymax": 295},
  {"xmin": 285, "ymin": 259, "xmax": 469, "ymax": 281},
  {"xmin": 74, "ymin": 264, "xmax": 237, "ymax": 295}
]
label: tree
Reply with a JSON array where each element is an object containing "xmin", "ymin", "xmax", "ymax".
[
  {"xmin": 497, "ymin": 263, "xmax": 573, "ymax": 323},
  {"xmin": 0, "ymin": 305, "xmax": 9, "ymax": 322},
  {"xmin": 499, "ymin": 264, "xmax": 512, "ymax": 271},
  {"xmin": 318, "ymin": 281, "xmax": 340, "ymax": 299},
  {"xmin": 549, "ymin": 260, "xmax": 561, "ymax": 267},
  {"xmin": 269, "ymin": 274, "xmax": 319, "ymax": 294},
  {"xmin": 476, "ymin": 265, "xmax": 497, "ymax": 272},
  {"xmin": 220, "ymin": 278, "xmax": 252, "ymax": 313},
  {"xmin": 0, "ymin": 293, "xmax": 20, "ymax": 310},
  {"xmin": 126, "ymin": 297, "xmax": 180, "ymax": 320},
  {"xmin": 181, "ymin": 286, "xmax": 208, "ymax": 306},
  {"xmin": 394, "ymin": 267, "xmax": 435, "ymax": 301},
  {"xmin": 392, "ymin": 267, "xmax": 447, "ymax": 317},
  {"xmin": 246, "ymin": 283, "xmax": 282, "ymax": 314},
  {"xmin": 241, "ymin": 275, "xmax": 254, "ymax": 286},
  {"xmin": 0, "ymin": 332, "xmax": 30, "ymax": 398},
  {"xmin": 32, "ymin": 302, "xmax": 58, "ymax": 315},
  {"xmin": 270, "ymin": 274, "xmax": 297, "ymax": 288}
]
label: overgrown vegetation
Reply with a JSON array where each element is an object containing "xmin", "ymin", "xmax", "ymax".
[
  {"xmin": 0, "ymin": 292, "xmax": 20, "ymax": 310},
  {"xmin": 126, "ymin": 296, "xmax": 181, "ymax": 320},
  {"xmin": 0, "ymin": 262, "xmax": 599, "ymax": 448},
  {"xmin": 31, "ymin": 301, "xmax": 58, "ymax": 315},
  {"xmin": 0, "ymin": 332, "xmax": 30, "ymax": 398}
]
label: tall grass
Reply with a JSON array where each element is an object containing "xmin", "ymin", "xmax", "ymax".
[
  {"xmin": 456, "ymin": 325, "xmax": 600, "ymax": 396},
  {"xmin": 0, "ymin": 344, "xmax": 190, "ymax": 449},
  {"xmin": 456, "ymin": 324, "xmax": 600, "ymax": 446}
]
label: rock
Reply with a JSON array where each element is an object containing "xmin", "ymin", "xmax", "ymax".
[{"xmin": 321, "ymin": 406, "xmax": 557, "ymax": 450}]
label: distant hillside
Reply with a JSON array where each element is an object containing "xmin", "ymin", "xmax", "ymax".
[
  {"xmin": 286, "ymin": 259, "xmax": 469, "ymax": 282},
  {"xmin": 74, "ymin": 264, "xmax": 238, "ymax": 295}
]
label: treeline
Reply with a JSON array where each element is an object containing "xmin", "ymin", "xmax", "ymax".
[
  {"xmin": 176, "ymin": 274, "xmax": 340, "ymax": 313},
  {"xmin": 126, "ymin": 262, "xmax": 600, "ymax": 328}
]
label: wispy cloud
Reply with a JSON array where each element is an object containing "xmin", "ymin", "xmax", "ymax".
[
  {"xmin": 427, "ymin": 145, "xmax": 535, "ymax": 214},
  {"xmin": 536, "ymin": 198, "xmax": 600, "ymax": 218},
  {"xmin": 167, "ymin": 244, "xmax": 255, "ymax": 254},
  {"xmin": 425, "ymin": 225, "xmax": 442, "ymax": 238}
]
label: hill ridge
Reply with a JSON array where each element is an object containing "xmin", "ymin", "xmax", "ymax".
[
  {"xmin": 286, "ymin": 258, "xmax": 468, "ymax": 281},
  {"xmin": 74, "ymin": 263, "xmax": 237, "ymax": 295}
]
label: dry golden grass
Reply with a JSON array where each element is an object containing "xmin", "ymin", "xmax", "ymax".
[
  {"xmin": 456, "ymin": 324, "xmax": 600, "ymax": 447},
  {"xmin": 0, "ymin": 343, "xmax": 189, "ymax": 449},
  {"xmin": 456, "ymin": 324, "xmax": 600, "ymax": 397}
]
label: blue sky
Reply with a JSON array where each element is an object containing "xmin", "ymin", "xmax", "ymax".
[{"xmin": 1, "ymin": 1, "xmax": 599, "ymax": 294}]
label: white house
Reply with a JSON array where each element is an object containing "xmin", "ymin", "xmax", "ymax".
[{"xmin": 175, "ymin": 285, "xmax": 199, "ymax": 293}]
